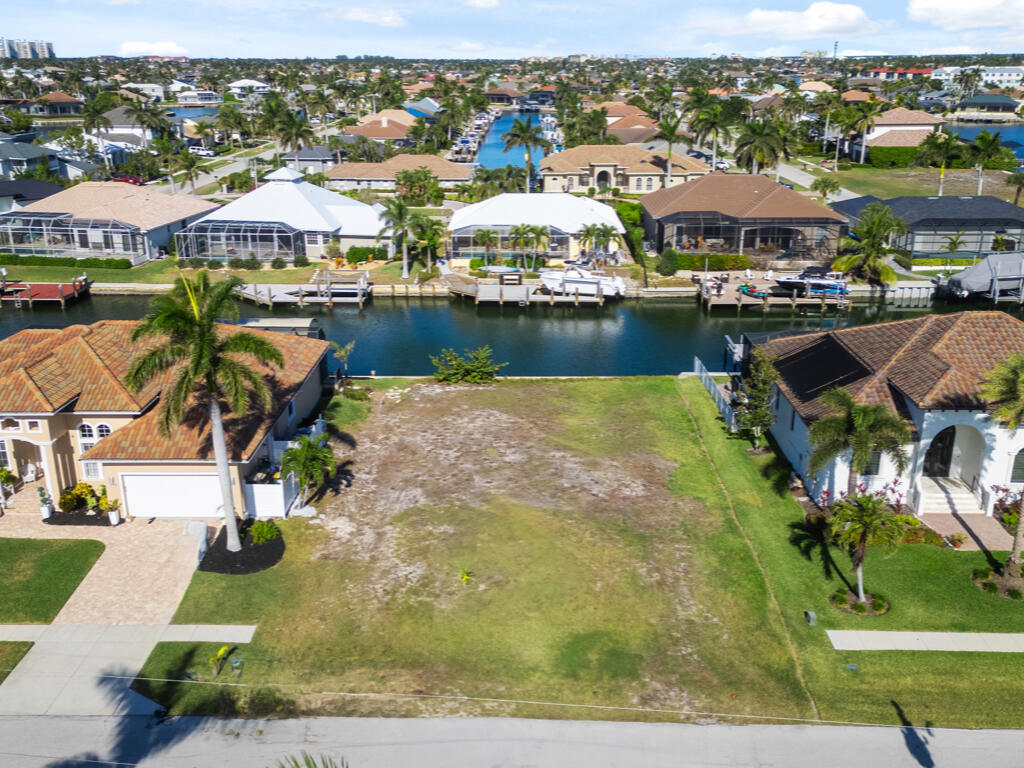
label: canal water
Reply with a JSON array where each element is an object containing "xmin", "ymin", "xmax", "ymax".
[
  {"xmin": 0, "ymin": 296, "xmax": 951, "ymax": 376},
  {"xmin": 949, "ymin": 122, "xmax": 1024, "ymax": 160},
  {"xmin": 475, "ymin": 111, "xmax": 548, "ymax": 169},
  {"xmin": 166, "ymin": 106, "xmax": 220, "ymax": 120}
]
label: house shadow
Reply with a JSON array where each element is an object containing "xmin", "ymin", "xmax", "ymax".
[{"xmin": 891, "ymin": 700, "xmax": 935, "ymax": 768}]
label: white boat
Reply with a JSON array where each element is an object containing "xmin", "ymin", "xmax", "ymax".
[{"xmin": 539, "ymin": 267, "xmax": 626, "ymax": 298}]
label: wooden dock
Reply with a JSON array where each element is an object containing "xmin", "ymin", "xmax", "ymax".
[
  {"xmin": 443, "ymin": 275, "xmax": 607, "ymax": 306},
  {"xmin": 0, "ymin": 279, "xmax": 90, "ymax": 309},
  {"xmin": 699, "ymin": 281, "xmax": 848, "ymax": 313},
  {"xmin": 238, "ymin": 271, "xmax": 372, "ymax": 308}
]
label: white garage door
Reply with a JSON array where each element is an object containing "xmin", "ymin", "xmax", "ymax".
[{"xmin": 122, "ymin": 474, "xmax": 222, "ymax": 518}]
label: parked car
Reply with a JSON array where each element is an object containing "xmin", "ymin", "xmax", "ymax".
[
  {"xmin": 188, "ymin": 146, "xmax": 215, "ymax": 157},
  {"xmin": 325, "ymin": 112, "xmax": 335, "ymax": 120},
  {"xmin": 309, "ymin": 117, "xmax": 321, "ymax": 125},
  {"xmin": 714, "ymin": 160, "xmax": 730, "ymax": 171},
  {"xmin": 110, "ymin": 172, "xmax": 144, "ymax": 185}
]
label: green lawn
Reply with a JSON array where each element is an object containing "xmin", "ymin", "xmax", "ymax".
[
  {"xmin": 0, "ymin": 260, "xmax": 324, "ymax": 286},
  {"xmin": 0, "ymin": 538, "xmax": 104, "ymax": 623},
  {"xmin": 137, "ymin": 379, "xmax": 1024, "ymax": 726},
  {"xmin": 818, "ymin": 166, "xmax": 1014, "ymax": 200},
  {"xmin": 368, "ymin": 261, "xmax": 429, "ymax": 284},
  {"xmin": 0, "ymin": 642, "xmax": 31, "ymax": 684}
]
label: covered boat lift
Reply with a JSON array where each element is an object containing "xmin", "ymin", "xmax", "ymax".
[{"xmin": 947, "ymin": 252, "xmax": 1024, "ymax": 304}]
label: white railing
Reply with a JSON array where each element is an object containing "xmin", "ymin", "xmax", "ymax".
[{"xmin": 693, "ymin": 356, "xmax": 736, "ymax": 432}]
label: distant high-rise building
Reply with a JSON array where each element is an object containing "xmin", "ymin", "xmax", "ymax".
[{"xmin": 0, "ymin": 39, "xmax": 55, "ymax": 59}]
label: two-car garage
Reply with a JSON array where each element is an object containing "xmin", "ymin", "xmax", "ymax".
[{"xmin": 120, "ymin": 473, "xmax": 223, "ymax": 519}]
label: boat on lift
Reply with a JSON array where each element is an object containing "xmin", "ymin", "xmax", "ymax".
[
  {"xmin": 774, "ymin": 267, "xmax": 848, "ymax": 296},
  {"xmin": 539, "ymin": 267, "xmax": 627, "ymax": 298}
]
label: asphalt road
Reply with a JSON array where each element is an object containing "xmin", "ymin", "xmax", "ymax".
[{"xmin": 1, "ymin": 715, "xmax": 1021, "ymax": 767}]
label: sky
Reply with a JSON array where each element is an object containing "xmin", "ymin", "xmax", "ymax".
[{"xmin": 14, "ymin": 0, "xmax": 1024, "ymax": 60}]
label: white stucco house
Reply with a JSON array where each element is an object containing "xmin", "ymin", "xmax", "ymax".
[{"xmin": 745, "ymin": 311, "xmax": 1024, "ymax": 517}]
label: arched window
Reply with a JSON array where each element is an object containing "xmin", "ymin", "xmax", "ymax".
[
  {"xmin": 96, "ymin": 424, "xmax": 111, "ymax": 439},
  {"xmin": 1012, "ymin": 449, "xmax": 1024, "ymax": 483},
  {"xmin": 78, "ymin": 424, "xmax": 94, "ymax": 440}
]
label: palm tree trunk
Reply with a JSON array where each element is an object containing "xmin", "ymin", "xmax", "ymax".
[
  {"xmin": 848, "ymin": 464, "xmax": 859, "ymax": 498},
  {"xmin": 666, "ymin": 140, "xmax": 673, "ymax": 186},
  {"xmin": 821, "ymin": 113, "xmax": 831, "ymax": 152},
  {"xmin": 401, "ymin": 232, "xmax": 409, "ymax": 280},
  {"xmin": 834, "ymin": 134, "xmax": 842, "ymax": 167},
  {"xmin": 1008, "ymin": 515, "xmax": 1024, "ymax": 580},
  {"xmin": 976, "ymin": 165, "xmax": 984, "ymax": 196},
  {"xmin": 711, "ymin": 132, "xmax": 718, "ymax": 172},
  {"xmin": 938, "ymin": 163, "xmax": 945, "ymax": 196},
  {"xmin": 859, "ymin": 135, "xmax": 867, "ymax": 164},
  {"xmin": 209, "ymin": 398, "xmax": 242, "ymax": 552},
  {"xmin": 856, "ymin": 563, "xmax": 866, "ymax": 603}
]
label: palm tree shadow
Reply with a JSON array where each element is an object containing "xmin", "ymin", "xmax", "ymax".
[
  {"xmin": 891, "ymin": 700, "xmax": 936, "ymax": 768},
  {"xmin": 760, "ymin": 451, "xmax": 793, "ymax": 497},
  {"xmin": 788, "ymin": 515, "xmax": 852, "ymax": 590},
  {"xmin": 314, "ymin": 459, "xmax": 356, "ymax": 502}
]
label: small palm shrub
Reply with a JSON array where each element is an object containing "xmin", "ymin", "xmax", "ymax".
[{"xmin": 250, "ymin": 519, "xmax": 281, "ymax": 545}]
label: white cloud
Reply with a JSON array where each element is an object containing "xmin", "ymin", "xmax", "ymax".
[
  {"xmin": 337, "ymin": 7, "xmax": 406, "ymax": 26},
  {"xmin": 907, "ymin": 0, "xmax": 1024, "ymax": 29},
  {"xmin": 453, "ymin": 41, "xmax": 486, "ymax": 50},
  {"xmin": 742, "ymin": 2, "xmax": 876, "ymax": 39},
  {"xmin": 118, "ymin": 40, "xmax": 188, "ymax": 56},
  {"xmin": 463, "ymin": 0, "xmax": 500, "ymax": 6}
]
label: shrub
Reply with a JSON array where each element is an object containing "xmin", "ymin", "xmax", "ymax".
[
  {"xmin": 871, "ymin": 597, "xmax": 886, "ymax": 612},
  {"xmin": 656, "ymin": 249, "xmax": 680, "ymax": 276},
  {"xmin": 431, "ymin": 345, "xmax": 507, "ymax": 384},
  {"xmin": 1009, "ymin": 589, "xmax": 1023, "ymax": 601},
  {"xmin": 207, "ymin": 259, "xmax": 223, "ymax": 269},
  {"xmin": 292, "ymin": 253, "xmax": 310, "ymax": 268},
  {"xmin": 270, "ymin": 257, "xmax": 286, "ymax": 270},
  {"xmin": 346, "ymin": 245, "xmax": 387, "ymax": 262},
  {"xmin": 469, "ymin": 257, "xmax": 485, "ymax": 270},
  {"xmin": 523, "ymin": 272, "xmax": 539, "ymax": 279},
  {"xmin": 342, "ymin": 387, "xmax": 370, "ymax": 401},
  {"xmin": 674, "ymin": 252, "xmax": 751, "ymax": 271},
  {"xmin": 0, "ymin": 254, "xmax": 132, "ymax": 269},
  {"xmin": 911, "ymin": 257, "xmax": 975, "ymax": 267},
  {"xmin": 587, "ymin": 187, "xmax": 596, "ymax": 197},
  {"xmin": 503, "ymin": 258, "xmax": 518, "ymax": 268},
  {"xmin": 983, "ymin": 580, "xmax": 999, "ymax": 594},
  {"xmin": 974, "ymin": 566, "xmax": 994, "ymax": 580},
  {"xmin": 58, "ymin": 490, "xmax": 79, "ymax": 514},
  {"xmin": 832, "ymin": 590, "xmax": 848, "ymax": 607},
  {"xmin": 1003, "ymin": 511, "xmax": 1019, "ymax": 529},
  {"xmin": 250, "ymin": 519, "xmax": 281, "ymax": 545},
  {"xmin": 868, "ymin": 146, "xmax": 919, "ymax": 168},
  {"xmin": 851, "ymin": 602, "xmax": 867, "ymax": 614},
  {"xmin": 615, "ymin": 201, "xmax": 644, "ymax": 228},
  {"xmin": 228, "ymin": 257, "xmax": 247, "ymax": 270},
  {"xmin": 244, "ymin": 256, "xmax": 262, "ymax": 270},
  {"xmin": 185, "ymin": 257, "xmax": 206, "ymax": 270}
]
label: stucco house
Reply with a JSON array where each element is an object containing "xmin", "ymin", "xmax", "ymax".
[
  {"xmin": 326, "ymin": 153, "xmax": 473, "ymax": 191},
  {"xmin": 0, "ymin": 320, "xmax": 329, "ymax": 520},
  {"xmin": 846, "ymin": 107, "xmax": 944, "ymax": 159},
  {"xmin": 539, "ymin": 145, "xmax": 708, "ymax": 194},
  {"xmin": 746, "ymin": 311, "xmax": 1024, "ymax": 517}
]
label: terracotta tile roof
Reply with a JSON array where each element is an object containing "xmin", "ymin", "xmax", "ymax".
[
  {"xmin": 759, "ymin": 312, "xmax": 1024, "ymax": 423},
  {"xmin": 873, "ymin": 107, "xmax": 944, "ymax": 126},
  {"xmin": 640, "ymin": 173, "xmax": 846, "ymax": 222},
  {"xmin": 344, "ymin": 120, "xmax": 410, "ymax": 140},
  {"xmin": 587, "ymin": 101, "xmax": 649, "ymax": 120},
  {"xmin": 842, "ymin": 89, "xmax": 874, "ymax": 102},
  {"xmin": 605, "ymin": 114, "xmax": 660, "ymax": 143},
  {"xmin": 326, "ymin": 153, "xmax": 473, "ymax": 180},
  {"xmin": 358, "ymin": 109, "xmax": 417, "ymax": 128},
  {"xmin": 539, "ymin": 144, "xmax": 708, "ymax": 176},
  {"xmin": 866, "ymin": 129, "xmax": 936, "ymax": 147},
  {"xmin": 37, "ymin": 90, "xmax": 82, "ymax": 104}
]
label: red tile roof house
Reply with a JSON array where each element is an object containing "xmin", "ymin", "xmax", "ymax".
[
  {"xmin": 745, "ymin": 311, "xmax": 1024, "ymax": 517},
  {"xmin": 0, "ymin": 321, "xmax": 329, "ymax": 520},
  {"xmin": 845, "ymin": 107, "xmax": 945, "ymax": 161}
]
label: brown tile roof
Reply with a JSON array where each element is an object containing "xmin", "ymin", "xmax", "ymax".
[
  {"xmin": 760, "ymin": 312, "xmax": 1024, "ymax": 423},
  {"xmin": 842, "ymin": 89, "xmax": 874, "ymax": 102},
  {"xmin": 873, "ymin": 107, "xmax": 944, "ymax": 126},
  {"xmin": 18, "ymin": 182, "xmax": 218, "ymax": 231},
  {"xmin": 359, "ymin": 109, "xmax": 417, "ymax": 128},
  {"xmin": 326, "ymin": 153, "xmax": 473, "ymax": 180},
  {"xmin": 605, "ymin": 115, "xmax": 660, "ymax": 143},
  {"xmin": 344, "ymin": 120, "xmax": 410, "ymax": 140},
  {"xmin": 866, "ymin": 128, "xmax": 936, "ymax": 147},
  {"xmin": 539, "ymin": 144, "xmax": 708, "ymax": 176},
  {"xmin": 587, "ymin": 101, "xmax": 649, "ymax": 120},
  {"xmin": 37, "ymin": 91, "xmax": 82, "ymax": 104},
  {"xmin": 640, "ymin": 173, "xmax": 846, "ymax": 222}
]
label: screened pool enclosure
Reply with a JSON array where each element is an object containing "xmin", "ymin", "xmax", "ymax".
[
  {"xmin": 0, "ymin": 211, "xmax": 145, "ymax": 260},
  {"xmin": 174, "ymin": 220, "xmax": 308, "ymax": 262}
]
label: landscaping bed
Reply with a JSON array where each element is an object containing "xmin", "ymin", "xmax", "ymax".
[
  {"xmin": 43, "ymin": 510, "xmax": 111, "ymax": 527},
  {"xmin": 198, "ymin": 519, "xmax": 285, "ymax": 575}
]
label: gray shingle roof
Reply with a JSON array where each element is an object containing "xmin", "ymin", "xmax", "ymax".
[{"xmin": 833, "ymin": 195, "xmax": 1024, "ymax": 228}]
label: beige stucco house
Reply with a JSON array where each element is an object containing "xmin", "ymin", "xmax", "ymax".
[
  {"xmin": 0, "ymin": 320, "xmax": 329, "ymax": 520},
  {"xmin": 539, "ymin": 145, "xmax": 709, "ymax": 194}
]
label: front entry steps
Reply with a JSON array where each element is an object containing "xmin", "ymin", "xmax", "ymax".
[{"xmin": 921, "ymin": 476, "xmax": 984, "ymax": 516}]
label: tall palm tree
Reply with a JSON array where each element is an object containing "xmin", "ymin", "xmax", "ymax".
[
  {"xmin": 942, "ymin": 231, "xmax": 966, "ymax": 272},
  {"xmin": 1006, "ymin": 170, "xmax": 1024, "ymax": 205},
  {"xmin": 377, "ymin": 198, "xmax": 415, "ymax": 279},
  {"xmin": 528, "ymin": 224, "xmax": 548, "ymax": 270},
  {"xmin": 150, "ymin": 135, "xmax": 182, "ymax": 193},
  {"xmin": 193, "ymin": 120, "xmax": 216, "ymax": 149},
  {"xmin": 813, "ymin": 91, "xmax": 843, "ymax": 153},
  {"xmin": 577, "ymin": 223, "xmax": 601, "ymax": 255},
  {"xmin": 216, "ymin": 103, "xmax": 244, "ymax": 149},
  {"xmin": 834, "ymin": 107, "xmax": 859, "ymax": 167},
  {"xmin": 80, "ymin": 98, "xmax": 113, "ymax": 168},
  {"xmin": 832, "ymin": 201, "xmax": 908, "ymax": 285},
  {"xmin": 174, "ymin": 150, "xmax": 210, "ymax": 194},
  {"xmin": 508, "ymin": 223, "xmax": 533, "ymax": 268},
  {"xmin": 473, "ymin": 228, "xmax": 499, "ymax": 265},
  {"xmin": 124, "ymin": 100, "xmax": 169, "ymax": 146},
  {"xmin": 808, "ymin": 387, "xmax": 910, "ymax": 499},
  {"xmin": 124, "ymin": 273, "xmax": 284, "ymax": 552},
  {"xmin": 852, "ymin": 100, "xmax": 884, "ymax": 164},
  {"xmin": 688, "ymin": 104, "xmax": 733, "ymax": 173},
  {"xmin": 281, "ymin": 434, "xmax": 334, "ymax": 510},
  {"xmin": 914, "ymin": 130, "xmax": 962, "ymax": 196},
  {"xmin": 966, "ymin": 130, "xmax": 1004, "ymax": 196},
  {"xmin": 654, "ymin": 112, "xmax": 687, "ymax": 185},
  {"xmin": 830, "ymin": 492, "xmax": 914, "ymax": 603},
  {"xmin": 982, "ymin": 354, "xmax": 1024, "ymax": 580},
  {"xmin": 276, "ymin": 111, "xmax": 315, "ymax": 166},
  {"xmin": 501, "ymin": 117, "xmax": 552, "ymax": 195},
  {"xmin": 733, "ymin": 118, "xmax": 782, "ymax": 174},
  {"xmin": 412, "ymin": 214, "xmax": 445, "ymax": 273},
  {"xmin": 771, "ymin": 119, "xmax": 799, "ymax": 181}
]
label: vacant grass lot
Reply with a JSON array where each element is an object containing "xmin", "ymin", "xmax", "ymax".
[
  {"xmin": 139, "ymin": 379, "xmax": 1024, "ymax": 727},
  {"xmin": 0, "ymin": 538, "xmax": 104, "ymax": 623},
  {"xmin": 0, "ymin": 642, "xmax": 31, "ymax": 685},
  {"xmin": 803, "ymin": 165, "xmax": 1015, "ymax": 201}
]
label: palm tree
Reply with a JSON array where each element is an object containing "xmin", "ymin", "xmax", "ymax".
[
  {"xmin": 80, "ymin": 98, "xmax": 112, "ymax": 168},
  {"xmin": 281, "ymin": 434, "xmax": 334, "ymax": 510},
  {"xmin": 174, "ymin": 150, "xmax": 210, "ymax": 194},
  {"xmin": 982, "ymin": 354, "xmax": 1024, "ymax": 580},
  {"xmin": 508, "ymin": 223, "xmax": 533, "ymax": 268},
  {"xmin": 852, "ymin": 100, "xmax": 884, "ymax": 164},
  {"xmin": 1006, "ymin": 170, "xmax": 1024, "ymax": 205},
  {"xmin": 942, "ymin": 231, "xmax": 966, "ymax": 273},
  {"xmin": 412, "ymin": 214, "xmax": 445, "ymax": 273},
  {"xmin": 771, "ymin": 119, "xmax": 799, "ymax": 181},
  {"xmin": 377, "ymin": 198, "xmax": 415, "ymax": 279},
  {"xmin": 501, "ymin": 117, "xmax": 552, "ymax": 195},
  {"xmin": 811, "ymin": 174, "xmax": 840, "ymax": 202},
  {"xmin": 150, "ymin": 135, "xmax": 182, "ymax": 193},
  {"xmin": 193, "ymin": 120, "xmax": 216, "ymax": 149},
  {"xmin": 124, "ymin": 273, "xmax": 284, "ymax": 552},
  {"xmin": 830, "ymin": 492, "xmax": 914, "ymax": 603},
  {"xmin": 473, "ymin": 228, "xmax": 499, "ymax": 265},
  {"xmin": 813, "ymin": 91, "xmax": 843, "ymax": 153},
  {"xmin": 832, "ymin": 201, "xmax": 908, "ymax": 285},
  {"xmin": 915, "ymin": 130, "xmax": 961, "ymax": 196},
  {"xmin": 688, "ymin": 103, "xmax": 734, "ymax": 173},
  {"xmin": 808, "ymin": 387, "xmax": 910, "ymax": 499},
  {"xmin": 276, "ymin": 111, "xmax": 315, "ymax": 166},
  {"xmin": 966, "ymin": 130, "xmax": 1004, "ymax": 196},
  {"xmin": 328, "ymin": 340, "xmax": 355, "ymax": 380},
  {"xmin": 834, "ymin": 107, "xmax": 859, "ymax": 167},
  {"xmin": 124, "ymin": 100, "xmax": 169, "ymax": 146},
  {"xmin": 327, "ymin": 134, "xmax": 347, "ymax": 166},
  {"xmin": 577, "ymin": 223, "xmax": 601, "ymax": 255},
  {"xmin": 216, "ymin": 103, "xmax": 244, "ymax": 149},
  {"xmin": 653, "ymin": 112, "xmax": 687, "ymax": 185},
  {"xmin": 733, "ymin": 118, "xmax": 782, "ymax": 174},
  {"xmin": 528, "ymin": 224, "xmax": 548, "ymax": 270}
]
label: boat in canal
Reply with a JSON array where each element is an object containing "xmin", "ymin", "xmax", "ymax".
[
  {"xmin": 539, "ymin": 267, "xmax": 627, "ymax": 298},
  {"xmin": 774, "ymin": 267, "xmax": 848, "ymax": 296}
]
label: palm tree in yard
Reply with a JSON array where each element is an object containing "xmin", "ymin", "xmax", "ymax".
[
  {"xmin": 377, "ymin": 198, "xmax": 415, "ymax": 279},
  {"xmin": 193, "ymin": 120, "xmax": 216, "ymax": 149},
  {"xmin": 733, "ymin": 118, "xmax": 782, "ymax": 174},
  {"xmin": 832, "ymin": 201, "xmax": 908, "ymax": 285},
  {"xmin": 808, "ymin": 387, "xmax": 910, "ymax": 499},
  {"xmin": 653, "ymin": 112, "xmax": 688, "ymax": 185},
  {"xmin": 473, "ymin": 228, "xmax": 500, "ymax": 265},
  {"xmin": 942, "ymin": 230, "xmax": 967, "ymax": 272},
  {"xmin": 281, "ymin": 434, "xmax": 334, "ymax": 510},
  {"xmin": 412, "ymin": 214, "xmax": 445, "ymax": 273},
  {"xmin": 811, "ymin": 174, "xmax": 841, "ymax": 202},
  {"xmin": 914, "ymin": 130, "xmax": 961, "ymax": 196},
  {"xmin": 1006, "ymin": 170, "xmax": 1024, "ymax": 205},
  {"xmin": 501, "ymin": 117, "xmax": 551, "ymax": 194},
  {"xmin": 124, "ymin": 273, "xmax": 284, "ymax": 552},
  {"xmin": 508, "ymin": 223, "xmax": 533, "ymax": 268},
  {"xmin": 528, "ymin": 224, "xmax": 548, "ymax": 270},
  {"xmin": 966, "ymin": 130, "xmax": 1004, "ymax": 196},
  {"xmin": 852, "ymin": 100, "xmax": 883, "ymax": 164},
  {"xmin": 771, "ymin": 119, "xmax": 798, "ymax": 181},
  {"xmin": 982, "ymin": 354, "xmax": 1024, "ymax": 580},
  {"xmin": 174, "ymin": 150, "xmax": 210, "ymax": 194},
  {"xmin": 689, "ymin": 103, "xmax": 734, "ymax": 173},
  {"xmin": 276, "ymin": 111, "xmax": 315, "ymax": 166},
  {"xmin": 830, "ymin": 492, "xmax": 915, "ymax": 604},
  {"xmin": 813, "ymin": 91, "xmax": 843, "ymax": 153},
  {"xmin": 80, "ymin": 98, "xmax": 112, "ymax": 168}
]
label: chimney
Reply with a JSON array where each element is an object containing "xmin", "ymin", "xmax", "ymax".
[{"xmin": 381, "ymin": 117, "xmax": 389, "ymax": 127}]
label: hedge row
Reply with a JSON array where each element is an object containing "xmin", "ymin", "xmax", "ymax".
[
  {"xmin": 872, "ymin": 145, "xmax": 1018, "ymax": 170},
  {"xmin": 659, "ymin": 250, "xmax": 751, "ymax": 274},
  {"xmin": 0, "ymin": 254, "xmax": 133, "ymax": 269},
  {"xmin": 346, "ymin": 246, "xmax": 388, "ymax": 261}
]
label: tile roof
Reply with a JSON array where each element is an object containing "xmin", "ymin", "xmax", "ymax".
[
  {"xmin": 539, "ymin": 145, "xmax": 709, "ymax": 175},
  {"xmin": 16, "ymin": 182, "xmax": 218, "ymax": 231},
  {"xmin": 344, "ymin": 120, "xmax": 410, "ymax": 139},
  {"xmin": 0, "ymin": 320, "xmax": 328, "ymax": 462},
  {"xmin": 358, "ymin": 109, "xmax": 417, "ymax": 128},
  {"xmin": 605, "ymin": 114, "xmax": 660, "ymax": 143},
  {"xmin": 326, "ymin": 153, "xmax": 473, "ymax": 180},
  {"xmin": 640, "ymin": 173, "xmax": 846, "ymax": 222},
  {"xmin": 759, "ymin": 312, "xmax": 1024, "ymax": 423},
  {"xmin": 866, "ymin": 128, "xmax": 936, "ymax": 147},
  {"xmin": 873, "ymin": 107, "xmax": 944, "ymax": 126}
]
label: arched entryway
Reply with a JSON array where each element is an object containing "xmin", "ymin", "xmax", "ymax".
[
  {"xmin": 923, "ymin": 425, "xmax": 984, "ymax": 488},
  {"xmin": 595, "ymin": 170, "xmax": 611, "ymax": 188}
]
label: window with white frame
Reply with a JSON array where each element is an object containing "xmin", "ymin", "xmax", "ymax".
[
  {"xmin": 82, "ymin": 461, "xmax": 102, "ymax": 480},
  {"xmin": 0, "ymin": 440, "xmax": 8, "ymax": 470},
  {"xmin": 78, "ymin": 423, "xmax": 96, "ymax": 454},
  {"xmin": 646, "ymin": 177, "xmax": 653, "ymax": 190},
  {"xmin": 96, "ymin": 423, "xmax": 111, "ymax": 439},
  {"xmin": 26, "ymin": 420, "xmax": 40, "ymax": 432}
]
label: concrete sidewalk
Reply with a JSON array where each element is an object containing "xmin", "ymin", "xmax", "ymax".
[
  {"xmin": 0, "ymin": 624, "xmax": 256, "ymax": 716},
  {"xmin": 828, "ymin": 629, "xmax": 1024, "ymax": 652}
]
